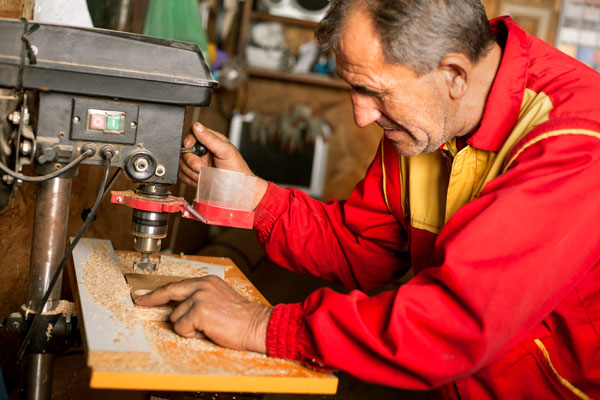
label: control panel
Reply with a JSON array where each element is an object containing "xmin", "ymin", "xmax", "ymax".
[{"xmin": 86, "ymin": 109, "xmax": 126, "ymax": 135}]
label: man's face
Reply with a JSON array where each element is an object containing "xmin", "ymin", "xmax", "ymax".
[{"xmin": 335, "ymin": 9, "xmax": 457, "ymax": 156}]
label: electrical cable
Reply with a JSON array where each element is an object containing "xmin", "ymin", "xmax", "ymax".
[
  {"xmin": 80, "ymin": 168, "xmax": 121, "ymax": 221},
  {"xmin": 0, "ymin": 149, "xmax": 94, "ymax": 183},
  {"xmin": 17, "ymin": 152, "xmax": 113, "ymax": 362}
]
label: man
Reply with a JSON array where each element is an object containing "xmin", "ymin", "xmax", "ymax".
[{"xmin": 136, "ymin": 0, "xmax": 600, "ymax": 398}]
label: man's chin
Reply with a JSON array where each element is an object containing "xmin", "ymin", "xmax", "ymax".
[{"xmin": 391, "ymin": 140, "xmax": 426, "ymax": 157}]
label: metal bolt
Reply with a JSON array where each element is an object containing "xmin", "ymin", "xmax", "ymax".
[
  {"xmin": 8, "ymin": 111, "xmax": 20, "ymax": 124},
  {"xmin": 73, "ymin": 116, "xmax": 80, "ymax": 123},
  {"xmin": 20, "ymin": 141, "xmax": 32, "ymax": 155},
  {"xmin": 229, "ymin": 213, "xmax": 233, "ymax": 218},
  {"xmin": 183, "ymin": 211, "xmax": 190, "ymax": 217},
  {"xmin": 133, "ymin": 157, "xmax": 149, "ymax": 172},
  {"xmin": 155, "ymin": 165, "xmax": 165, "ymax": 177},
  {"xmin": 130, "ymin": 121, "xmax": 137, "ymax": 128},
  {"xmin": 58, "ymin": 132, "xmax": 65, "ymax": 139},
  {"xmin": 54, "ymin": 164, "xmax": 61, "ymax": 171},
  {"xmin": 116, "ymin": 196, "xmax": 123, "ymax": 202}
]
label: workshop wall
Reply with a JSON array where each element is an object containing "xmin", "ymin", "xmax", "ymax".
[
  {"xmin": 482, "ymin": 0, "xmax": 562, "ymax": 44},
  {"xmin": 240, "ymin": 78, "xmax": 382, "ymax": 201},
  {"xmin": 0, "ymin": 0, "xmax": 32, "ymax": 19}
]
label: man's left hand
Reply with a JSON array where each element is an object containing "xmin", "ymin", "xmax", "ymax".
[{"xmin": 135, "ymin": 275, "xmax": 272, "ymax": 353}]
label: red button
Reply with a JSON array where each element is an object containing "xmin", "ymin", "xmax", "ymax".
[{"xmin": 90, "ymin": 114, "xmax": 106, "ymax": 130}]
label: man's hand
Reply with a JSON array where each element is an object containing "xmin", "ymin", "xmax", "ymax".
[
  {"xmin": 179, "ymin": 122, "xmax": 268, "ymax": 209},
  {"xmin": 135, "ymin": 275, "xmax": 272, "ymax": 353}
]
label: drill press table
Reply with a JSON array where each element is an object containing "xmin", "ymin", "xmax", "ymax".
[{"xmin": 69, "ymin": 238, "xmax": 337, "ymax": 394}]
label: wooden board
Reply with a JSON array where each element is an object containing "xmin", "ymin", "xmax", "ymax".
[
  {"xmin": 70, "ymin": 238, "xmax": 338, "ymax": 394},
  {"xmin": 70, "ymin": 238, "xmax": 152, "ymax": 368}
]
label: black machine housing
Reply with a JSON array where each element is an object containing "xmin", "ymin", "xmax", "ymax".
[{"xmin": 0, "ymin": 17, "xmax": 218, "ymax": 205}]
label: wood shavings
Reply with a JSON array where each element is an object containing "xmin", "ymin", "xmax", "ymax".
[
  {"xmin": 83, "ymin": 242, "xmax": 137, "ymax": 329},
  {"xmin": 50, "ymin": 300, "xmax": 76, "ymax": 316},
  {"xmin": 227, "ymin": 278, "xmax": 260, "ymax": 302},
  {"xmin": 21, "ymin": 299, "xmax": 76, "ymax": 316},
  {"xmin": 134, "ymin": 321, "xmax": 302, "ymax": 377}
]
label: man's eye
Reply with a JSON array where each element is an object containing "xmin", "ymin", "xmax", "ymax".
[{"xmin": 353, "ymin": 86, "xmax": 376, "ymax": 97}]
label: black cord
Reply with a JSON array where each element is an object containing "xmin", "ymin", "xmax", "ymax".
[
  {"xmin": 17, "ymin": 154, "xmax": 113, "ymax": 361},
  {"xmin": 0, "ymin": 149, "xmax": 94, "ymax": 183},
  {"xmin": 80, "ymin": 168, "xmax": 121, "ymax": 221}
]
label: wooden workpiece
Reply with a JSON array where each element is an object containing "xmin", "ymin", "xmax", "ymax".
[{"xmin": 70, "ymin": 238, "xmax": 338, "ymax": 394}]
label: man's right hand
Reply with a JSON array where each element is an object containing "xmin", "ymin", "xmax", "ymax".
[{"xmin": 179, "ymin": 122, "xmax": 268, "ymax": 209}]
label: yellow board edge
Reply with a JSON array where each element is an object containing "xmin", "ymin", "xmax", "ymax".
[{"xmin": 90, "ymin": 371, "xmax": 339, "ymax": 394}]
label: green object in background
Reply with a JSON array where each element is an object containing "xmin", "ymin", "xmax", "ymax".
[{"xmin": 143, "ymin": 0, "xmax": 209, "ymax": 63}]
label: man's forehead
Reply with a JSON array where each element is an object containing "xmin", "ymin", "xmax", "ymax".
[{"xmin": 336, "ymin": 7, "xmax": 384, "ymax": 66}]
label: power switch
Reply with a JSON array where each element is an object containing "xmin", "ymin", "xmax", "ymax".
[
  {"xmin": 90, "ymin": 114, "xmax": 106, "ymax": 130},
  {"xmin": 106, "ymin": 116, "xmax": 121, "ymax": 130},
  {"xmin": 86, "ymin": 109, "xmax": 125, "ymax": 135}
]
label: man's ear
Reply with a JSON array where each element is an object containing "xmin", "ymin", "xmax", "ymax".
[{"xmin": 438, "ymin": 53, "xmax": 471, "ymax": 99}]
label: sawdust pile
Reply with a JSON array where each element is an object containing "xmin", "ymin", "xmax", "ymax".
[{"xmin": 83, "ymin": 242, "xmax": 137, "ymax": 330}]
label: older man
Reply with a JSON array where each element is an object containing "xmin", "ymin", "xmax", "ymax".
[{"xmin": 137, "ymin": 0, "xmax": 600, "ymax": 398}]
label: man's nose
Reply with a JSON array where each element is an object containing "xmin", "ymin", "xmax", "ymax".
[{"xmin": 351, "ymin": 94, "xmax": 381, "ymax": 128}]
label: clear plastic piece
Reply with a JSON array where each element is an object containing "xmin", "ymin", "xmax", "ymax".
[{"xmin": 193, "ymin": 167, "xmax": 257, "ymax": 229}]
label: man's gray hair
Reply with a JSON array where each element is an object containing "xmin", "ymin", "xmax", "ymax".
[{"xmin": 315, "ymin": 0, "xmax": 495, "ymax": 75}]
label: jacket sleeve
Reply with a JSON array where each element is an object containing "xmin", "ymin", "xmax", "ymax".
[
  {"xmin": 265, "ymin": 132, "xmax": 600, "ymax": 389},
  {"xmin": 253, "ymin": 142, "xmax": 411, "ymax": 292}
]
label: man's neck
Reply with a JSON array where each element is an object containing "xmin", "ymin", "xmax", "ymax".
[{"xmin": 458, "ymin": 42, "xmax": 503, "ymax": 137}]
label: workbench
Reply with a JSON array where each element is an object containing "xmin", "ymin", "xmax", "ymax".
[{"xmin": 69, "ymin": 238, "xmax": 338, "ymax": 395}]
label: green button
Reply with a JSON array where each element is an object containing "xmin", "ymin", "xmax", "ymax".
[{"xmin": 106, "ymin": 116, "xmax": 121, "ymax": 130}]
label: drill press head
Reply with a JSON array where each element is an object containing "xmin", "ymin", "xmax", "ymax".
[
  {"xmin": 129, "ymin": 184, "xmax": 170, "ymax": 273},
  {"xmin": 131, "ymin": 210, "xmax": 167, "ymax": 273}
]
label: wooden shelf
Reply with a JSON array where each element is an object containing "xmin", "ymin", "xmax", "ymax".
[
  {"xmin": 249, "ymin": 11, "xmax": 320, "ymax": 28},
  {"xmin": 245, "ymin": 66, "xmax": 349, "ymax": 89}
]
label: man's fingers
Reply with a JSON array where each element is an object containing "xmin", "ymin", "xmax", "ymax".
[
  {"xmin": 192, "ymin": 123, "xmax": 233, "ymax": 158},
  {"xmin": 135, "ymin": 280, "xmax": 200, "ymax": 307},
  {"xmin": 172, "ymin": 305, "xmax": 204, "ymax": 339},
  {"xmin": 179, "ymin": 158, "xmax": 199, "ymax": 183},
  {"xmin": 193, "ymin": 122, "xmax": 230, "ymax": 142},
  {"xmin": 169, "ymin": 296, "xmax": 194, "ymax": 323},
  {"xmin": 183, "ymin": 133, "xmax": 196, "ymax": 148}
]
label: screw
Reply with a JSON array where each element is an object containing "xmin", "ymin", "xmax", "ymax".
[
  {"xmin": 2, "ymin": 175, "xmax": 15, "ymax": 184},
  {"xmin": 54, "ymin": 164, "xmax": 61, "ymax": 171},
  {"xmin": 20, "ymin": 141, "xmax": 32, "ymax": 155},
  {"xmin": 229, "ymin": 213, "xmax": 233, "ymax": 218},
  {"xmin": 183, "ymin": 211, "xmax": 190, "ymax": 217},
  {"xmin": 73, "ymin": 116, "xmax": 80, "ymax": 123},
  {"xmin": 58, "ymin": 132, "xmax": 65, "ymax": 139},
  {"xmin": 130, "ymin": 121, "xmax": 137, "ymax": 128},
  {"xmin": 155, "ymin": 165, "xmax": 165, "ymax": 177},
  {"xmin": 8, "ymin": 111, "xmax": 20, "ymax": 124},
  {"xmin": 116, "ymin": 196, "xmax": 123, "ymax": 202}
]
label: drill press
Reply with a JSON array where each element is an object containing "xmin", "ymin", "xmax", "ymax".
[{"xmin": 0, "ymin": 17, "xmax": 217, "ymax": 399}]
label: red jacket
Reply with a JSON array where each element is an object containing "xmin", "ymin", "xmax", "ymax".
[{"xmin": 254, "ymin": 17, "xmax": 600, "ymax": 399}]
